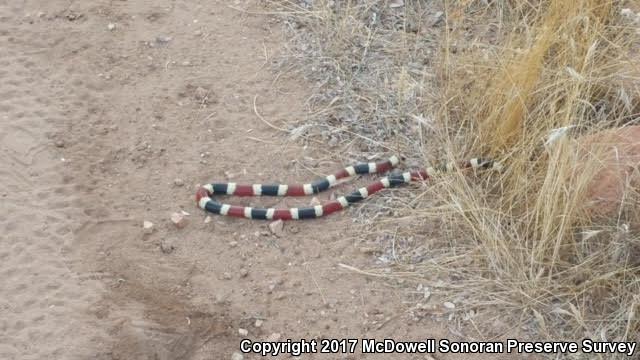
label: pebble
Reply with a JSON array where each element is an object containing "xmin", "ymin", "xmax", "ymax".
[
  {"xmin": 160, "ymin": 239, "xmax": 175, "ymax": 254},
  {"xmin": 360, "ymin": 247, "xmax": 378, "ymax": 254},
  {"xmin": 443, "ymin": 302, "xmax": 456, "ymax": 309},
  {"xmin": 239, "ymin": 268, "xmax": 249, "ymax": 278},
  {"xmin": 389, "ymin": 0, "xmax": 404, "ymax": 8},
  {"xmin": 432, "ymin": 11, "xmax": 444, "ymax": 26},
  {"xmin": 621, "ymin": 8, "xmax": 634, "ymax": 18},
  {"xmin": 238, "ymin": 328, "xmax": 248, "ymax": 336},
  {"xmin": 143, "ymin": 221, "xmax": 154, "ymax": 234},
  {"xmin": 310, "ymin": 197, "xmax": 321, "ymax": 206},
  {"xmin": 204, "ymin": 216, "xmax": 211, "ymax": 224},
  {"xmin": 223, "ymin": 272, "xmax": 232, "ymax": 280},
  {"xmin": 54, "ymin": 140, "xmax": 65, "ymax": 148},
  {"xmin": 107, "ymin": 23, "xmax": 116, "ymax": 31},
  {"xmin": 214, "ymin": 294, "xmax": 226, "ymax": 305},
  {"xmin": 173, "ymin": 178, "xmax": 184, "ymax": 187},
  {"xmin": 156, "ymin": 35, "xmax": 172, "ymax": 44},
  {"xmin": 229, "ymin": 241, "xmax": 238, "ymax": 247},
  {"xmin": 171, "ymin": 212, "xmax": 188, "ymax": 228},
  {"xmin": 65, "ymin": 12, "xmax": 82, "ymax": 21},
  {"xmin": 254, "ymin": 319, "xmax": 264, "ymax": 327},
  {"xmin": 269, "ymin": 219, "xmax": 284, "ymax": 237},
  {"xmin": 231, "ymin": 352, "xmax": 244, "ymax": 360}
]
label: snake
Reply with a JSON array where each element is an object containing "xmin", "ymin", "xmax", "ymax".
[{"xmin": 195, "ymin": 156, "xmax": 501, "ymax": 220}]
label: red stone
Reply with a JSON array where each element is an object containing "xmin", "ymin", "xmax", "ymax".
[{"xmin": 578, "ymin": 126, "xmax": 640, "ymax": 219}]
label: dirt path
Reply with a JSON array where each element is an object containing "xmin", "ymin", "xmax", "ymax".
[{"xmin": 1, "ymin": 1, "xmax": 525, "ymax": 359}]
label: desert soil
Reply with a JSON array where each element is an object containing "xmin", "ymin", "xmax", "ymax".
[{"xmin": 1, "ymin": 1, "xmax": 527, "ymax": 359}]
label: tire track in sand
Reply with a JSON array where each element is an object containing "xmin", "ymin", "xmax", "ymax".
[{"xmin": 0, "ymin": 4, "xmax": 107, "ymax": 359}]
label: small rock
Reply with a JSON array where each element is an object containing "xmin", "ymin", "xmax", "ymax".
[
  {"xmin": 238, "ymin": 328, "xmax": 248, "ymax": 336},
  {"xmin": 231, "ymin": 352, "xmax": 244, "ymax": 360},
  {"xmin": 269, "ymin": 219, "xmax": 284, "ymax": 237},
  {"xmin": 360, "ymin": 247, "xmax": 378, "ymax": 254},
  {"xmin": 54, "ymin": 140, "xmax": 65, "ymax": 148},
  {"xmin": 160, "ymin": 239, "xmax": 175, "ymax": 254},
  {"xmin": 107, "ymin": 23, "xmax": 116, "ymax": 31},
  {"xmin": 432, "ymin": 11, "xmax": 444, "ymax": 26},
  {"xmin": 143, "ymin": 221, "xmax": 154, "ymax": 234},
  {"xmin": 229, "ymin": 241, "xmax": 238, "ymax": 247},
  {"xmin": 223, "ymin": 272, "xmax": 232, "ymax": 280},
  {"xmin": 578, "ymin": 126, "xmax": 640, "ymax": 221},
  {"xmin": 155, "ymin": 35, "xmax": 172, "ymax": 44},
  {"xmin": 310, "ymin": 197, "xmax": 321, "ymax": 206},
  {"xmin": 254, "ymin": 319, "xmax": 263, "ymax": 327},
  {"xmin": 239, "ymin": 268, "xmax": 249, "ymax": 278},
  {"xmin": 266, "ymin": 333, "xmax": 281, "ymax": 342},
  {"xmin": 173, "ymin": 178, "xmax": 184, "ymax": 187},
  {"xmin": 214, "ymin": 293, "xmax": 226, "ymax": 304},
  {"xmin": 65, "ymin": 12, "xmax": 82, "ymax": 21},
  {"xmin": 443, "ymin": 302, "xmax": 456, "ymax": 309},
  {"xmin": 204, "ymin": 216, "xmax": 211, "ymax": 224},
  {"xmin": 171, "ymin": 212, "xmax": 188, "ymax": 228},
  {"xmin": 389, "ymin": 0, "xmax": 404, "ymax": 8}
]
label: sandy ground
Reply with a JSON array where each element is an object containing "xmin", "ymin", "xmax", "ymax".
[{"xmin": 1, "ymin": 1, "xmax": 535, "ymax": 359}]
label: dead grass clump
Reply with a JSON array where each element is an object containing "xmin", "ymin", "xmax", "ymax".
[
  {"xmin": 426, "ymin": 0, "xmax": 640, "ymax": 348},
  {"xmin": 272, "ymin": 0, "xmax": 448, "ymax": 157},
  {"xmin": 271, "ymin": 0, "xmax": 640, "ymax": 352}
]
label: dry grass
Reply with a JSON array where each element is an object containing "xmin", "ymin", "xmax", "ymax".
[
  {"xmin": 269, "ymin": 0, "xmax": 640, "ymax": 355},
  {"xmin": 429, "ymin": 0, "xmax": 640, "ymax": 349}
]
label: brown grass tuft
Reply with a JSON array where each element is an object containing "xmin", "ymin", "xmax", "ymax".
[
  {"xmin": 434, "ymin": 0, "xmax": 640, "ymax": 346},
  {"xmin": 271, "ymin": 0, "xmax": 640, "ymax": 353}
]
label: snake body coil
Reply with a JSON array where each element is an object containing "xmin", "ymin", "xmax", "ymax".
[{"xmin": 195, "ymin": 156, "xmax": 500, "ymax": 220}]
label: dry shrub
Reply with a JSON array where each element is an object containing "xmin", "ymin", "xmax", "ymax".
[
  {"xmin": 430, "ymin": 0, "xmax": 640, "ymax": 348},
  {"xmin": 270, "ymin": 0, "xmax": 640, "ymax": 352}
]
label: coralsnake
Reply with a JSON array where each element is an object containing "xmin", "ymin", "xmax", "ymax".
[{"xmin": 195, "ymin": 156, "xmax": 501, "ymax": 220}]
